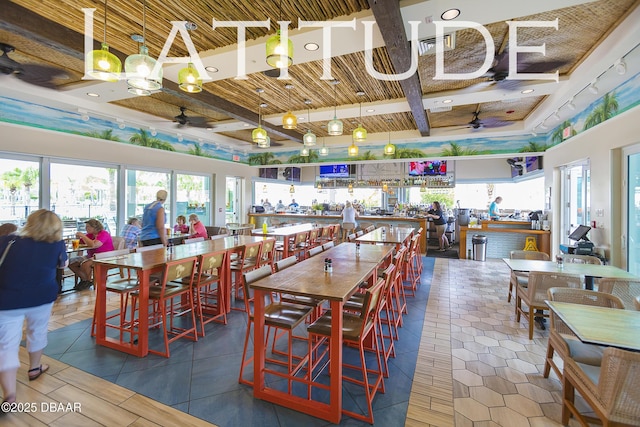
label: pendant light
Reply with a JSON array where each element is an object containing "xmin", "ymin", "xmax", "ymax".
[
  {"xmin": 348, "ymin": 183, "xmax": 354, "ymax": 194},
  {"xmin": 382, "ymin": 182, "xmax": 388, "ymax": 193},
  {"xmin": 352, "ymin": 91, "xmax": 367, "ymax": 142},
  {"xmin": 252, "ymin": 88, "xmax": 268, "ymax": 145},
  {"xmin": 282, "ymin": 84, "xmax": 297, "ymax": 129},
  {"xmin": 289, "ymin": 184, "xmax": 295, "ymax": 193},
  {"xmin": 300, "ymin": 147, "xmax": 309, "ymax": 157},
  {"xmin": 178, "ymin": 62, "xmax": 202, "ymax": 93},
  {"xmin": 383, "ymin": 118, "xmax": 396, "ymax": 155},
  {"xmin": 347, "ymin": 141, "xmax": 359, "ymax": 157},
  {"xmin": 257, "ymin": 135, "xmax": 271, "ymax": 148},
  {"xmin": 327, "ymin": 80, "xmax": 343, "ymax": 135},
  {"xmin": 319, "ymin": 137, "xmax": 329, "ymax": 156},
  {"xmin": 303, "ymin": 99, "xmax": 316, "ymax": 146},
  {"xmin": 125, "ymin": 0, "xmax": 162, "ymax": 92},
  {"xmin": 86, "ymin": 0, "xmax": 122, "ymax": 82},
  {"xmin": 266, "ymin": 0, "xmax": 293, "ymax": 69}
]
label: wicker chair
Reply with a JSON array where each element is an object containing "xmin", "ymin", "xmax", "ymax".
[
  {"xmin": 563, "ymin": 254, "xmax": 603, "ymax": 265},
  {"xmin": 562, "ymin": 347, "xmax": 640, "ymax": 426},
  {"xmin": 544, "ymin": 288, "xmax": 624, "ymax": 381},
  {"xmin": 507, "ymin": 250, "xmax": 550, "ymax": 303},
  {"xmin": 597, "ymin": 278, "xmax": 640, "ymax": 310},
  {"xmin": 515, "ymin": 271, "xmax": 582, "ymax": 339}
]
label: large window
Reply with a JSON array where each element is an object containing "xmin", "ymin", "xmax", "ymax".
[
  {"xmin": 50, "ymin": 162, "xmax": 118, "ymax": 236},
  {"xmin": 0, "ymin": 157, "xmax": 40, "ymax": 226},
  {"xmin": 176, "ymin": 174, "xmax": 211, "ymax": 226},
  {"xmin": 125, "ymin": 170, "xmax": 171, "ymax": 229}
]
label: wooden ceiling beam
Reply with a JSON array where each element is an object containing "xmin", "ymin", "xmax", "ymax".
[
  {"xmin": 367, "ymin": 0, "xmax": 430, "ymax": 136},
  {"xmin": 0, "ymin": 1, "xmax": 302, "ymax": 144}
]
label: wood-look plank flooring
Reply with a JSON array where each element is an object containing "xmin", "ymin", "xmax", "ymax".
[{"xmin": 7, "ymin": 258, "xmax": 590, "ymax": 426}]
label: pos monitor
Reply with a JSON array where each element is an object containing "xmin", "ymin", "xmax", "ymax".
[{"xmin": 568, "ymin": 225, "xmax": 591, "ymax": 242}]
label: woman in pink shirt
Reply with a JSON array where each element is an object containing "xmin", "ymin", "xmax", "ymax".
[
  {"xmin": 69, "ymin": 218, "xmax": 114, "ymax": 289},
  {"xmin": 188, "ymin": 214, "xmax": 208, "ymax": 239}
]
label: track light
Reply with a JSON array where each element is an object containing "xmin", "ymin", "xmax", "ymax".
[
  {"xmin": 567, "ymin": 99, "xmax": 576, "ymax": 111},
  {"xmin": 588, "ymin": 81, "xmax": 599, "ymax": 95},
  {"xmin": 615, "ymin": 59, "xmax": 627, "ymax": 75},
  {"xmin": 553, "ymin": 111, "xmax": 561, "ymax": 122}
]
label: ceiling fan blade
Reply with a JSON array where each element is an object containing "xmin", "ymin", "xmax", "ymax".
[
  {"xmin": 480, "ymin": 117, "xmax": 512, "ymax": 128},
  {"xmin": 14, "ymin": 64, "xmax": 68, "ymax": 88},
  {"xmin": 517, "ymin": 59, "xmax": 569, "ymax": 74},
  {"xmin": 0, "ymin": 54, "xmax": 21, "ymax": 74}
]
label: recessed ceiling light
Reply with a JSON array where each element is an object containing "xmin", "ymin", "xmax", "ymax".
[
  {"xmin": 442, "ymin": 99, "xmax": 453, "ymax": 104},
  {"xmin": 205, "ymin": 66, "xmax": 219, "ymax": 73},
  {"xmin": 304, "ymin": 42, "xmax": 319, "ymax": 51},
  {"xmin": 366, "ymin": 108, "xmax": 375, "ymax": 113},
  {"xmin": 441, "ymin": 9, "xmax": 460, "ymax": 20},
  {"xmin": 86, "ymin": 92, "xmax": 100, "ymax": 97},
  {"xmin": 521, "ymin": 89, "xmax": 534, "ymax": 94},
  {"xmin": 185, "ymin": 22, "xmax": 197, "ymax": 31}
]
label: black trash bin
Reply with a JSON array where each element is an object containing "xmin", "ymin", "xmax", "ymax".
[{"xmin": 472, "ymin": 235, "xmax": 487, "ymax": 261}]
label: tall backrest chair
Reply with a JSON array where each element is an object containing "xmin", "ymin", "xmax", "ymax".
[
  {"xmin": 194, "ymin": 249, "xmax": 228, "ymax": 335},
  {"xmin": 544, "ymin": 288, "xmax": 624, "ymax": 381},
  {"xmin": 562, "ymin": 347, "xmax": 640, "ymax": 426},
  {"xmin": 507, "ymin": 250, "xmax": 550, "ymax": 303},
  {"xmin": 597, "ymin": 278, "xmax": 640, "ymax": 310},
  {"xmin": 515, "ymin": 271, "xmax": 582, "ymax": 340},
  {"xmin": 563, "ymin": 254, "xmax": 603, "ymax": 265}
]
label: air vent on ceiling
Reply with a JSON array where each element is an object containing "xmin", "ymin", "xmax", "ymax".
[
  {"xmin": 417, "ymin": 32, "xmax": 456, "ymax": 56},
  {"xmin": 429, "ymin": 106, "xmax": 453, "ymax": 113}
]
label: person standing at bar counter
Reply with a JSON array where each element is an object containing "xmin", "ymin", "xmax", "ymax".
[
  {"xmin": 0, "ymin": 209, "xmax": 68, "ymax": 410},
  {"xmin": 489, "ymin": 196, "xmax": 504, "ymax": 220},
  {"xmin": 427, "ymin": 201, "xmax": 451, "ymax": 251},
  {"xmin": 140, "ymin": 189, "xmax": 168, "ymax": 247}
]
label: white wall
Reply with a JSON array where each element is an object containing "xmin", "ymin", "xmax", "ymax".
[
  {"xmin": 0, "ymin": 123, "xmax": 257, "ymax": 226},
  {"xmin": 543, "ymin": 106, "xmax": 640, "ymax": 266}
]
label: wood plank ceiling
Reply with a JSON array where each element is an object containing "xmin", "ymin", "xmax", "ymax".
[{"xmin": 1, "ymin": 0, "xmax": 638, "ymax": 150}]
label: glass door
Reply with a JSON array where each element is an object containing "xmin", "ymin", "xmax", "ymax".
[
  {"xmin": 560, "ymin": 161, "xmax": 590, "ymax": 243},
  {"xmin": 225, "ymin": 177, "xmax": 243, "ymax": 224},
  {"xmin": 625, "ymin": 146, "xmax": 640, "ymax": 275}
]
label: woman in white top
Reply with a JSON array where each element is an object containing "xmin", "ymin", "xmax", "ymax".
[{"xmin": 341, "ymin": 200, "xmax": 359, "ymax": 229}]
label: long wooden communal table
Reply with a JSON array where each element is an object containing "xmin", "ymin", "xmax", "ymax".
[
  {"xmin": 546, "ymin": 301, "xmax": 640, "ymax": 351},
  {"xmin": 93, "ymin": 235, "xmax": 265, "ymax": 357},
  {"xmin": 356, "ymin": 226, "xmax": 415, "ymax": 251},
  {"xmin": 248, "ymin": 244, "xmax": 390, "ymax": 423},
  {"xmin": 502, "ymin": 258, "xmax": 638, "ymax": 290},
  {"xmin": 251, "ymin": 223, "xmax": 317, "ymax": 258}
]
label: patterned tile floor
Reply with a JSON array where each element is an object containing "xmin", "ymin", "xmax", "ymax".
[{"xmin": 9, "ymin": 257, "xmax": 593, "ymax": 426}]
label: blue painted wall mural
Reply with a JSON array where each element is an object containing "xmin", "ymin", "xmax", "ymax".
[{"xmin": 1, "ymin": 70, "xmax": 638, "ymax": 166}]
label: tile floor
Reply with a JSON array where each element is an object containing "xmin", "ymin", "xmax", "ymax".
[{"xmin": 7, "ymin": 257, "xmax": 591, "ymax": 426}]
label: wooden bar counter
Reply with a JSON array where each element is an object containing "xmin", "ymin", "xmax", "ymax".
[
  {"xmin": 459, "ymin": 220, "xmax": 550, "ymax": 260},
  {"xmin": 248, "ymin": 213, "xmax": 428, "ymax": 253}
]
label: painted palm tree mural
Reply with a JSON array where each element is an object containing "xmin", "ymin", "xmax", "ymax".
[
  {"xmin": 584, "ymin": 92, "xmax": 619, "ymax": 130},
  {"xmin": 355, "ymin": 150, "xmax": 378, "ymax": 161},
  {"xmin": 385, "ymin": 147, "xmax": 427, "ymax": 159},
  {"xmin": 248, "ymin": 152, "xmax": 282, "ymax": 166},
  {"xmin": 83, "ymin": 129, "xmax": 121, "ymax": 142},
  {"xmin": 129, "ymin": 129, "xmax": 175, "ymax": 151},
  {"xmin": 520, "ymin": 141, "xmax": 550, "ymax": 153},
  {"xmin": 188, "ymin": 142, "xmax": 209, "ymax": 157},
  {"xmin": 441, "ymin": 142, "xmax": 478, "ymax": 156},
  {"xmin": 287, "ymin": 151, "xmax": 319, "ymax": 164}
]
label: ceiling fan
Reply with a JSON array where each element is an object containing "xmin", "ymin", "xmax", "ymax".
[
  {"xmin": 447, "ymin": 110, "xmax": 511, "ymax": 131},
  {"xmin": 0, "ymin": 42, "xmax": 68, "ymax": 89},
  {"xmin": 173, "ymin": 107, "xmax": 211, "ymax": 128},
  {"xmin": 468, "ymin": 43, "xmax": 570, "ymax": 91}
]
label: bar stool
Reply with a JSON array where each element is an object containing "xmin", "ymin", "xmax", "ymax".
[{"xmin": 194, "ymin": 249, "xmax": 228, "ymax": 335}]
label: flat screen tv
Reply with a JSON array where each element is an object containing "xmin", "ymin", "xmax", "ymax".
[
  {"xmin": 408, "ymin": 160, "xmax": 447, "ymax": 176},
  {"xmin": 259, "ymin": 167, "xmax": 278, "ymax": 179},
  {"xmin": 319, "ymin": 164, "xmax": 350, "ymax": 178},
  {"xmin": 568, "ymin": 225, "xmax": 591, "ymax": 242}
]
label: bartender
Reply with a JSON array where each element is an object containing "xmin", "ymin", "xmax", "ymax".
[{"xmin": 489, "ymin": 196, "xmax": 504, "ymax": 220}]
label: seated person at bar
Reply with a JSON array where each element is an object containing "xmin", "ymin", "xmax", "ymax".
[
  {"xmin": 188, "ymin": 214, "xmax": 208, "ymax": 239},
  {"xmin": 274, "ymin": 200, "xmax": 286, "ymax": 212},
  {"xmin": 0, "ymin": 223, "xmax": 18, "ymax": 236},
  {"xmin": 69, "ymin": 218, "xmax": 114, "ymax": 290},
  {"xmin": 174, "ymin": 215, "xmax": 189, "ymax": 234},
  {"xmin": 489, "ymin": 196, "xmax": 504, "ymax": 220},
  {"xmin": 120, "ymin": 217, "xmax": 141, "ymax": 249},
  {"xmin": 288, "ymin": 199, "xmax": 299, "ymax": 209}
]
